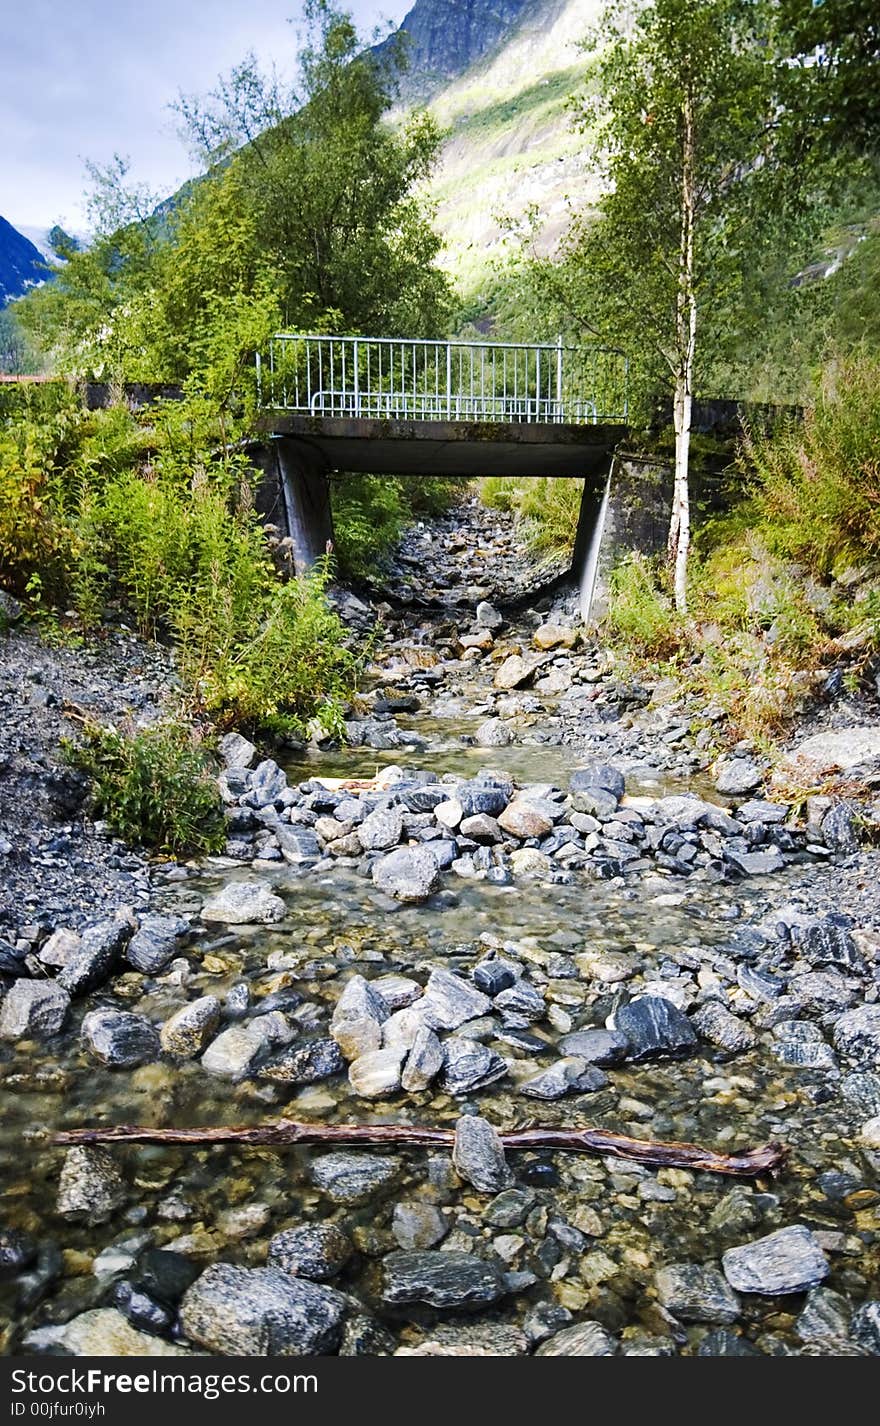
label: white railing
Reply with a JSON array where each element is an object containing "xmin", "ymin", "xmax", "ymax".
[{"xmin": 257, "ymin": 334, "xmax": 628, "ymax": 425}]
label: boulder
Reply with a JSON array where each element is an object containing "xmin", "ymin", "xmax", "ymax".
[
  {"xmin": 357, "ymin": 805, "xmax": 404, "ymax": 852},
  {"xmin": 722, "ymin": 1226, "xmax": 829, "ymax": 1296},
  {"xmin": 81, "ymin": 1010, "xmax": 160, "ymax": 1068},
  {"xmin": 371, "ymin": 846, "xmax": 441, "ymax": 902},
  {"xmin": 421, "ymin": 969, "xmax": 491, "ymax": 1031},
  {"xmin": 202, "ymin": 880, "xmax": 285, "ymax": 925},
  {"xmin": 715, "ymin": 759, "xmax": 764, "ymax": 796},
  {"xmin": 57, "ymin": 918, "xmax": 132, "ymax": 996},
  {"xmin": 381, "ymin": 1251, "xmax": 507, "ymax": 1308},
  {"xmin": 180, "ymin": 1263, "xmax": 345, "ymax": 1355},
  {"xmin": 499, "ymin": 800, "xmax": 554, "ymax": 839},
  {"xmin": 474, "ymin": 718, "xmax": 512, "ymax": 748},
  {"xmin": 0, "ymin": 979, "xmax": 70, "ymax": 1040},
  {"xmin": 494, "ymin": 654, "xmax": 534, "ymax": 690},
  {"xmin": 126, "ymin": 914, "xmax": 189, "ymax": 973}
]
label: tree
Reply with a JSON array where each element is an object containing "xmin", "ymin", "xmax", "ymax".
[
  {"xmin": 526, "ymin": 1, "xmax": 792, "ymax": 613},
  {"xmin": 778, "ymin": 0, "xmax": 880, "ymax": 157}
]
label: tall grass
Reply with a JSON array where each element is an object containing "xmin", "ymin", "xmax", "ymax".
[{"xmin": 479, "ymin": 475, "xmax": 584, "ymax": 558}]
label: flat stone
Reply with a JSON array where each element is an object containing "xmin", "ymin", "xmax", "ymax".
[
  {"xmin": 536, "ymin": 1322, "xmax": 617, "ymax": 1356},
  {"xmin": 392, "ymin": 1202, "xmax": 448, "ymax": 1251},
  {"xmin": 45, "ymin": 1308, "xmax": 195, "ymax": 1357},
  {"xmin": 796, "ymin": 1286, "xmax": 852, "ymax": 1344},
  {"xmin": 442, "ymin": 1036, "xmax": 508, "ymax": 1094},
  {"xmin": 202, "ymin": 879, "xmax": 285, "ymax": 924},
  {"xmin": 510, "ymin": 847, "xmax": 552, "ymax": 877},
  {"xmin": 160, "ymin": 996, "xmax": 221, "ymax": 1058},
  {"xmin": 453, "ymin": 1115, "xmax": 513, "ymax": 1192},
  {"xmin": 382, "ymin": 1251, "xmax": 507, "ymax": 1308},
  {"xmin": 558, "ymin": 1027, "xmax": 628, "ymax": 1065},
  {"xmin": 0, "ymin": 979, "xmax": 70, "ymax": 1040},
  {"xmin": 692, "ymin": 1001, "xmax": 758, "ymax": 1055},
  {"xmin": 81, "ymin": 1010, "xmax": 160, "ymax": 1068},
  {"xmin": 268, "ymin": 1225, "xmax": 352, "ymax": 1281},
  {"xmin": 126, "ymin": 914, "xmax": 189, "ymax": 973},
  {"xmin": 57, "ymin": 1148, "xmax": 126, "ymax": 1225},
  {"xmin": 36, "ymin": 928, "xmax": 81, "ymax": 968},
  {"xmin": 518, "ymin": 1057, "xmax": 607, "ymax": 1099},
  {"xmin": 311, "ymin": 1152, "xmax": 399, "ymax": 1205},
  {"xmin": 421, "ymin": 968, "xmax": 491, "ymax": 1030},
  {"xmin": 371, "ymin": 975, "xmax": 422, "ymax": 1010},
  {"xmin": 834, "ymin": 1006, "xmax": 880, "ymax": 1067},
  {"xmin": 257, "ymin": 1038, "xmax": 345, "ymax": 1084},
  {"xmin": 401, "ymin": 1025, "xmax": 444, "ymax": 1092},
  {"xmin": 494, "ymin": 654, "xmax": 534, "ymax": 690},
  {"xmin": 726, "ymin": 847, "xmax": 786, "ymax": 876},
  {"xmin": 200, "ymin": 1022, "xmax": 268, "ymax": 1079},
  {"xmin": 180, "ymin": 1263, "xmax": 345, "ymax": 1355},
  {"xmin": 614, "ymin": 995, "xmax": 698, "ymax": 1061},
  {"xmin": 656, "ymin": 1263, "xmax": 740, "ymax": 1324},
  {"xmin": 570, "ymin": 764, "xmax": 625, "ymax": 802},
  {"xmin": 778, "ymin": 727, "xmax": 880, "ymax": 778},
  {"xmin": 371, "ymin": 846, "xmax": 441, "ymax": 902},
  {"xmin": 722, "ymin": 1226, "xmax": 829, "ymax": 1296},
  {"xmin": 275, "ymin": 825, "xmax": 322, "ymax": 864},
  {"xmin": 348, "ymin": 1046, "xmax": 406, "ymax": 1098},
  {"xmin": 715, "ymin": 759, "xmax": 764, "ymax": 796}
]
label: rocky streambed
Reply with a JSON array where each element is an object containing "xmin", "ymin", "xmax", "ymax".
[{"xmin": 2, "ymin": 499, "xmax": 880, "ymax": 1359}]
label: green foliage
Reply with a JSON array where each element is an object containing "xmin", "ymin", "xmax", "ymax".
[
  {"xmin": 331, "ymin": 474, "xmax": 462, "ymax": 576},
  {"xmin": 606, "ymin": 554, "xmax": 681, "ymax": 658},
  {"xmin": 65, "ymin": 720, "xmax": 226, "ymax": 855},
  {"xmin": 745, "ymin": 355, "xmax": 880, "ymax": 577},
  {"xmin": 478, "ymin": 476, "xmax": 583, "ymax": 559}
]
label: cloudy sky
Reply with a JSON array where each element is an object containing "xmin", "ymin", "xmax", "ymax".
[{"xmin": 2, "ymin": 0, "xmax": 411, "ymax": 234}]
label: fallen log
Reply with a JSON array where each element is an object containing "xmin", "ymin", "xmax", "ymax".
[{"xmin": 52, "ymin": 1119, "xmax": 787, "ymax": 1179}]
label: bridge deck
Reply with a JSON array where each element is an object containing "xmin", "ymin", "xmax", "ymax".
[{"xmin": 260, "ymin": 414, "xmax": 627, "ymax": 477}]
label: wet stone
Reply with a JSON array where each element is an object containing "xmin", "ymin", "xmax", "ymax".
[
  {"xmin": 371, "ymin": 846, "xmax": 441, "ymax": 902},
  {"xmin": 495, "ymin": 980, "xmax": 545, "ymax": 1022},
  {"xmin": 796, "ymin": 921, "xmax": 864, "ymax": 972},
  {"xmin": 201, "ymin": 1023, "xmax": 269, "ymax": 1079},
  {"xmin": 180, "ymin": 1263, "xmax": 345, "ymax": 1355},
  {"xmin": 81, "ymin": 1009, "xmax": 160, "ymax": 1068},
  {"xmin": 518, "ymin": 1057, "xmax": 608, "ymax": 1099},
  {"xmin": 382, "ymin": 1251, "xmax": 507, "ymax": 1308},
  {"xmin": 392, "ymin": 1202, "xmax": 448, "ymax": 1251},
  {"xmin": 614, "ymin": 995, "xmax": 698, "ymax": 1062},
  {"xmin": 796, "ymin": 1287, "xmax": 852, "ymax": 1344},
  {"xmin": 311, "ymin": 1153, "xmax": 399, "ymax": 1205},
  {"xmin": 401, "ymin": 1025, "xmax": 444, "ymax": 1093},
  {"xmin": 111, "ymin": 1281, "xmax": 173, "ymax": 1336},
  {"xmin": 692, "ymin": 1001, "xmax": 758, "ymax": 1056},
  {"xmin": 558, "ymin": 1027, "xmax": 628, "ymax": 1065},
  {"xmin": 697, "ymin": 1329, "xmax": 762, "ymax": 1357},
  {"xmin": 722, "ymin": 1226, "xmax": 829, "ymax": 1296},
  {"xmin": 57, "ymin": 1148, "xmax": 126, "ymax": 1225},
  {"xmin": 421, "ymin": 968, "xmax": 491, "ymax": 1030},
  {"xmin": 201, "ymin": 880, "xmax": 285, "ymax": 925},
  {"xmin": 268, "ymin": 1224, "xmax": 353, "ymax": 1282},
  {"xmin": 348, "ymin": 1046, "xmax": 406, "ymax": 1098},
  {"xmin": 655, "ymin": 1263, "xmax": 740, "ymax": 1324},
  {"xmin": 0, "ymin": 979, "xmax": 69, "ymax": 1040},
  {"xmin": 0, "ymin": 1227, "xmax": 37, "ymax": 1276},
  {"xmin": 442, "ymin": 1036, "xmax": 508, "ymax": 1094},
  {"xmin": 536, "ymin": 1321, "xmax": 617, "ymax": 1356},
  {"xmin": 453, "ymin": 1115, "xmax": 513, "ymax": 1192},
  {"xmin": 472, "ymin": 958, "xmax": 517, "ymax": 996},
  {"xmin": 257, "ymin": 1038, "xmax": 344, "ymax": 1084},
  {"xmin": 125, "ymin": 915, "xmax": 189, "ymax": 973},
  {"xmin": 160, "ymin": 997, "xmax": 222, "ymax": 1059},
  {"xmin": 850, "ymin": 1301, "xmax": 880, "ymax": 1355},
  {"xmin": 833, "ymin": 1005, "xmax": 880, "ymax": 1067},
  {"xmin": 57, "ymin": 918, "xmax": 131, "ymax": 997}
]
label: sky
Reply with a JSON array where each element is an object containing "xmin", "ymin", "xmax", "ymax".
[{"xmin": 1, "ymin": 0, "xmax": 411, "ymax": 234}]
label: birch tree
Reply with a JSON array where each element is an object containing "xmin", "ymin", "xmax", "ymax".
[{"xmin": 556, "ymin": 1, "xmax": 782, "ymax": 612}]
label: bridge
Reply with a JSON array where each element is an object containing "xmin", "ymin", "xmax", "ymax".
[{"xmin": 253, "ymin": 333, "xmax": 630, "ymax": 577}]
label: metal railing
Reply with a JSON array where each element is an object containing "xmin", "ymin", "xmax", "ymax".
[{"xmin": 257, "ymin": 334, "xmax": 628, "ymax": 425}]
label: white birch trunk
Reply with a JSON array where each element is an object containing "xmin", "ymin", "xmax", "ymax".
[{"xmin": 669, "ymin": 89, "xmax": 697, "ymax": 617}]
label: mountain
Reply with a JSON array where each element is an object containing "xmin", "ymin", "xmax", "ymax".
[
  {"xmin": 422, "ymin": 0, "xmax": 604, "ymax": 303},
  {"xmin": 0, "ymin": 216, "xmax": 47, "ymax": 306},
  {"xmin": 377, "ymin": 0, "xmax": 533, "ymax": 104}
]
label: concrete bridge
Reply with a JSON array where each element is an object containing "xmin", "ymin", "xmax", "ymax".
[{"xmin": 252, "ymin": 333, "xmax": 630, "ymax": 585}]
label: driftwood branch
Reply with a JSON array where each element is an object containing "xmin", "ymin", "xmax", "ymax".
[{"xmin": 52, "ymin": 1119, "xmax": 787, "ymax": 1179}]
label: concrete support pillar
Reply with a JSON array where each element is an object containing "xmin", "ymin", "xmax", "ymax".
[{"xmin": 274, "ymin": 438, "xmax": 335, "ymax": 577}]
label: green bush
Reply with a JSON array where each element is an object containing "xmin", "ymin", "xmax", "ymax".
[
  {"xmin": 478, "ymin": 475, "xmax": 584, "ymax": 558},
  {"xmin": 65, "ymin": 720, "xmax": 226, "ymax": 855},
  {"xmin": 606, "ymin": 553, "xmax": 682, "ymax": 657}
]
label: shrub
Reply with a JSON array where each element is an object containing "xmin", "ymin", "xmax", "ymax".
[
  {"xmin": 606, "ymin": 554, "xmax": 681, "ymax": 657},
  {"xmin": 477, "ymin": 475, "xmax": 584, "ymax": 558},
  {"xmin": 65, "ymin": 720, "xmax": 226, "ymax": 855}
]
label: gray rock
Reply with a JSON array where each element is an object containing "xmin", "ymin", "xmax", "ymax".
[
  {"xmin": 797, "ymin": 921, "xmax": 863, "ymax": 972},
  {"xmin": 614, "ymin": 995, "xmax": 698, "ymax": 1061},
  {"xmin": 348, "ymin": 1046, "xmax": 406, "ymax": 1098},
  {"xmin": 81, "ymin": 1009, "xmax": 159, "ymax": 1068},
  {"xmin": 472, "ymin": 958, "xmax": 518, "ymax": 996},
  {"xmin": 126, "ymin": 914, "xmax": 189, "ymax": 973},
  {"xmin": 202, "ymin": 879, "xmax": 285, "ymax": 925},
  {"xmin": 796, "ymin": 1287, "xmax": 852, "ymax": 1343},
  {"xmin": 0, "ymin": 1227, "xmax": 37, "ymax": 1275},
  {"xmin": 218, "ymin": 732, "xmax": 256, "ymax": 769},
  {"xmin": 474, "ymin": 718, "xmax": 512, "ymax": 748},
  {"xmin": 495, "ymin": 980, "xmax": 545, "ymax": 1021},
  {"xmin": 722, "ymin": 1226, "xmax": 829, "ymax": 1295},
  {"xmin": 268, "ymin": 1225, "xmax": 352, "ymax": 1282},
  {"xmin": 821, "ymin": 803, "xmax": 860, "ymax": 852},
  {"xmin": 536, "ymin": 1321, "xmax": 617, "ymax": 1356},
  {"xmin": 655, "ymin": 1263, "xmax": 740, "ymax": 1324},
  {"xmin": 258, "ymin": 1038, "xmax": 345, "ymax": 1084},
  {"xmin": 518, "ymin": 1057, "xmax": 608, "ymax": 1099},
  {"xmin": 692, "ymin": 1001, "xmax": 758, "ymax": 1055},
  {"xmin": 160, "ymin": 996, "xmax": 221, "ymax": 1058},
  {"xmin": 311, "ymin": 1152, "xmax": 399, "ymax": 1205},
  {"xmin": 725, "ymin": 847, "xmax": 786, "ymax": 876},
  {"xmin": 442, "ymin": 1036, "xmax": 508, "ymax": 1094},
  {"xmin": 200, "ymin": 1022, "xmax": 268, "ymax": 1079},
  {"xmin": 392, "ymin": 1202, "xmax": 448, "ymax": 1251},
  {"xmin": 558, "ymin": 1027, "xmax": 628, "ymax": 1065},
  {"xmin": 357, "ymin": 805, "xmax": 404, "ymax": 851},
  {"xmin": 841, "ymin": 1071, "xmax": 880, "ymax": 1117},
  {"xmin": 57, "ymin": 1148, "xmax": 126, "ymax": 1225},
  {"xmin": 180, "ymin": 1263, "xmax": 345, "ymax": 1355},
  {"xmin": 371, "ymin": 846, "xmax": 441, "ymax": 902},
  {"xmin": 370, "ymin": 974, "xmax": 421, "ymax": 1010},
  {"xmin": 570, "ymin": 764, "xmax": 625, "ymax": 801},
  {"xmin": 401, "ymin": 1025, "xmax": 444, "ymax": 1093},
  {"xmin": 421, "ymin": 968, "xmax": 491, "ymax": 1030},
  {"xmin": 833, "ymin": 1005, "xmax": 880, "ymax": 1067},
  {"xmin": 715, "ymin": 759, "xmax": 763, "ymax": 796},
  {"xmin": 57, "ymin": 918, "xmax": 131, "ymax": 996},
  {"xmin": 248, "ymin": 759, "xmax": 288, "ymax": 806},
  {"xmin": 0, "ymin": 590, "xmax": 23, "ymax": 622},
  {"xmin": 851, "ymin": 1301, "xmax": 880, "ymax": 1355},
  {"xmin": 382, "ymin": 1251, "xmax": 507, "ymax": 1308},
  {"xmin": 0, "ymin": 979, "xmax": 70, "ymax": 1040},
  {"xmin": 476, "ymin": 601, "xmax": 503, "ymax": 630},
  {"xmin": 331, "ymin": 974, "xmax": 389, "ymax": 1060},
  {"xmin": 453, "ymin": 1115, "xmax": 513, "ymax": 1192},
  {"xmin": 275, "ymin": 825, "xmax": 322, "ymax": 864},
  {"xmin": 484, "ymin": 1189, "xmax": 536, "ymax": 1229},
  {"xmin": 460, "ymin": 812, "xmax": 503, "ymax": 841}
]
